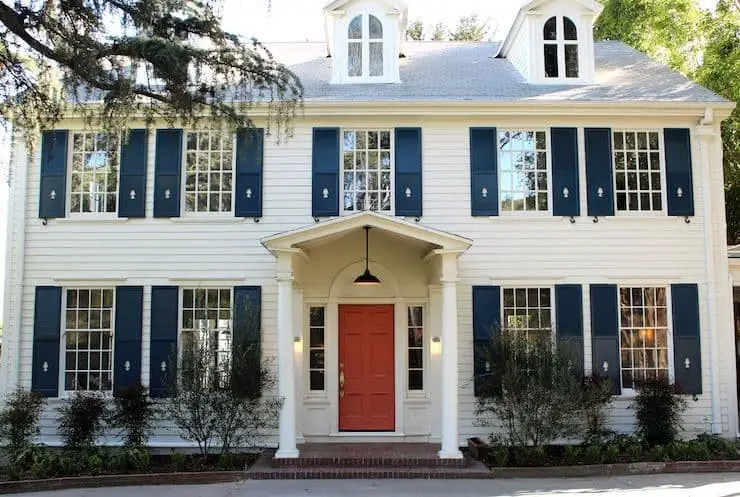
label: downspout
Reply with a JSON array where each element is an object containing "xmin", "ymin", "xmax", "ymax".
[{"xmin": 698, "ymin": 108, "xmax": 722, "ymax": 433}]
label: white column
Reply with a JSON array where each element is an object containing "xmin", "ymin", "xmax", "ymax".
[
  {"xmin": 275, "ymin": 251, "xmax": 299, "ymax": 458},
  {"xmin": 439, "ymin": 253, "xmax": 462, "ymax": 459}
]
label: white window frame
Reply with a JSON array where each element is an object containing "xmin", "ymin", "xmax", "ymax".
[
  {"xmin": 541, "ymin": 15, "xmax": 582, "ymax": 81},
  {"xmin": 406, "ymin": 304, "xmax": 425, "ymax": 394},
  {"xmin": 178, "ymin": 287, "xmax": 234, "ymax": 388},
  {"xmin": 306, "ymin": 305, "xmax": 327, "ymax": 393},
  {"xmin": 497, "ymin": 129, "xmax": 553, "ymax": 216},
  {"xmin": 616, "ymin": 285, "xmax": 675, "ymax": 396},
  {"xmin": 66, "ymin": 131, "xmax": 121, "ymax": 218},
  {"xmin": 346, "ymin": 13, "xmax": 386, "ymax": 82},
  {"xmin": 181, "ymin": 130, "xmax": 237, "ymax": 216},
  {"xmin": 339, "ymin": 128, "xmax": 395, "ymax": 215},
  {"xmin": 59, "ymin": 287, "xmax": 116, "ymax": 396},
  {"xmin": 611, "ymin": 129, "xmax": 668, "ymax": 216}
]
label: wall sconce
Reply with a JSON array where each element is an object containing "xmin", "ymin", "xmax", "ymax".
[
  {"xmin": 294, "ymin": 336, "xmax": 302, "ymax": 354},
  {"xmin": 431, "ymin": 336, "xmax": 441, "ymax": 356}
]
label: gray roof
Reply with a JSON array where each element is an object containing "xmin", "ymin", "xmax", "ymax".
[{"xmin": 263, "ymin": 40, "xmax": 727, "ymax": 104}]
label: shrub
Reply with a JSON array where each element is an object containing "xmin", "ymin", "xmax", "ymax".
[
  {"xmin": 111, "ymin": 447, "xmax": 151, "ymax": 473},
  {"xmin": 57, "ymin": 392, "xmax": 108, "ymax": 449},
  {"xmin": 476, "ymin": 331, "xmax": 582, "ymax": 447},
  {"xmin": 109, "ymin": 383, "xmax": 157, "ymax": 447},
  {"xmin": 632, "ymin": 377, "xmax": 687, "ymax": 447},
  {"xmin": 511, "ymin": 445, "xmax": 547, "ymax": 467},
  {"xmin": 487, "ymin": 441, "xmax": 509, "ymax": 467},
  {"xmin": 581, "ymin": 443, "xmax": 604, "ymax": 465},
  {"xmin": 579, "ymin": 373, "xmax": 614, "ymax": 443},
  {"xmin": 602, "ymin": 443, "xmax": 620, "ymax": 463},
  {"xmin": 170, "ymin": 451, "xmax": 189, "ymax": 472},
  {"xmin": 0, "ymin": 389, "xmax": 45, "ymax": 455},
  {"xmin": 563, "ymin": 445, "xmax": 582, "ymax": 465}
]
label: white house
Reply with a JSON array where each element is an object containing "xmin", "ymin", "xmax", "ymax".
[{"xmin": 1, "ymin": 0, "xmax": 737, "ymax": 459}]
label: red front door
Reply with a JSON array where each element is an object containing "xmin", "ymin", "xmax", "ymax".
[{"xmin": 338, "ymin": 305, "xmax": 395, "ymax": 431}]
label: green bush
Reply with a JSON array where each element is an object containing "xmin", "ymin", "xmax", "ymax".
[
  {"xmin": 563, "ymin": 445, "xmax": 582, "ymax": 465},
  {"xmin": 170, "ymin": 451, "xmax": 190, "ymax": 472},
  {"xmin": 57, "ymin": 392, "xmax": 108, "ymax": 449},
  {"xmin": 511, "ymin": 445, "xmax": 547, "ymax": 467},
  {"xmin": 0, "ymin": 389, "xmax": 45, "ymax": 457},
  {"xmin": 111, "ymin": 447, "xmax": 150, "ymax": 473},
  {"xmin": 632, "ymin": 377, "xmax": 687, "ymax": 447},
  {"xmin": 109, "ymin": 383, "xmax": 158, "ymax": 447},
  {"xmin": 487, "ymin": 444, "xmax": 509, "ymax": 467},
  {"xmin": 581, "ymin": 444, "xmax": 604, "ymax": 465},
  {"xmin": 29, "ymin": 448, "xmax": 63, "ymax": 479},
  {"xmin": 602, "ymin": 443, "xmax": 620, "ymax": 464},
  {"xmin": 579, "ymin": 373, "xmax": 614, "ymax": 443}
]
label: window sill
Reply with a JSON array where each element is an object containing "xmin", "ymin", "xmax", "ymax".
[
  {"xmin": 169, "ymin": 216, "xmax": 246, "ymax": 225},
  {"xmin": 55, "ymin": 217, "xmax": 129, "ymax": 224},
  {"xmin": 490, "ymin": 215, "xmax": 568, "ymax": 222}
]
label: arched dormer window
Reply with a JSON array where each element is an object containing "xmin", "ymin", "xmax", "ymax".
[
  {"xmin": 347, "ymin": 14, "xmax": 384, "ymax": 78},
  {"xmin": 543, "ymin": 16, "xmax": 579, "ymax": 79}
]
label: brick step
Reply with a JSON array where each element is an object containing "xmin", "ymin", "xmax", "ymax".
[{"xmin": 272, "ymin": 456, "xmax": 468, "ymax": 468}]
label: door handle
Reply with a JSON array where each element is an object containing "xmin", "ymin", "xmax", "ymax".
[{"xmin": 339, "ymin": 371, "xmax": 345, "ymax": 389}]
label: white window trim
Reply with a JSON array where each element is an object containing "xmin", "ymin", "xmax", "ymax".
[
  {"xmin": 339, "ymin": 128, "xmax": 395, "ymax": 215},
  {"xmin": 180, "ymin": 131, "xmax": 237, "ymax": 217},
  {"xmin": 539, "ymin": 15, "xmax": 587, "ymax": 84},
  {"xmin": 345, "ymin": 13, "xmax": 388, "ymax": 83},
  {"xmin": 611, "ymin": 128, "xmax": 668, "ymax": 217},
  {"xmin": 405, "ymin": 304, "xmax": 426, "ymax": 396},
  {"xmin": 497, "ymin": 128, "xmax": 553, "ymax": 216},
  {"xmin": 305, "ymin": 304, "xmax": 328, "ymax": 396},
  {"xmin": 59, "ymin": 286, "xmax": 116, "ymax": 397},
  {"xmin": 66, "ymin": 132, "xmax": 121, "ymax": 219},
  {"xmin": 616, "ymin": 285, "xmax": 675, "ymax": 397}
]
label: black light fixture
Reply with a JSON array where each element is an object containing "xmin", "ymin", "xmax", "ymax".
[{"xmin": 354, "ymin": 226, "xmax": 381, "ymax": 286}]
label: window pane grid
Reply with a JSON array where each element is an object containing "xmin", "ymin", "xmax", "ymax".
[
  {"xmin": 618, "ymin": 287, "xmax": 670, "ymax": 389},
  {"xmin": 342, "ymin": 130, "xmax": 392, "ymax": 212},
  {"xmin": 613, "ymin": 131, "xmax": 663, "ymax": 212},
  {"xmin": 499, "ymin": 130, "xmax": 550, "ymax": 213},
  {"xmin": 184, "ymin": 131, "xmax": 234, "ymax": 213},
  {"xmin": 64, "ymin": 288, "xmax": 114, "ymax": 391},
  {"xmin": 408, "ymin": 306, "xmax": 424, "ymax": 391},
  {"xmin": 309, "ymin": 306, "xmax": 325, "ymax": 391},
  {"xmin": 70, "ymin": 132, "xmax": 119, "ymax": 214},
  {"xmin": 503, "ymin": 287, "xmax": 552, "ymax": 342},
  {"xmin": 181, "ymin": 288, "xmax": 233, "ymax": 387}
]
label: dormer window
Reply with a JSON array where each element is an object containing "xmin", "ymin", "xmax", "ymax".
[
  {"xmin": 347, "ymin": 14, "xmax": 384, "ymax": 78},
  {"xmin": 543, "ymin": 16, "xmax": 579, "ymax": 79}
]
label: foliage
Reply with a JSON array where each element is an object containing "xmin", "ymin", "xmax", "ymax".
[
  {"xmin": 449, "ymin": 14, "xmax": 492, "ymax": 42},
  {"xmin": 0, "ymin": 0, "xmax": 303, "ymax": 167},
  {"xmin": 511, "ymin": 445, "xmax": 547, "ymax": 467},
  {"xmin": 579, "ymin": 373, "xmax": 615, "ymax": 443},
  {"xmin": 108, "ymin": 383, "xmax": 158, "ymax": 447},
  {"xmin": 431, "ymin": 22, "xmax": 447, "ymax": 41},
  {"xmin": 406, "ymin": 19, "xmax": 424, "ymax": 41},
  {"xmin": 476, "ymin": 330, "xmax": 583, "ymax": 447},
  {"xmin": 57, "ymin": 392, "xmax": 108, "ymax": 449},
  {"xmin": 168, "ymin": 334, "xmax": 282, "ymax": 456},
  {"xmin": 0, "ymin": 388, "xmax": 45, "ymax": 455},
  {"xmin": 632, "ymin": 377, "xmax": 688, "ymax": 447}
]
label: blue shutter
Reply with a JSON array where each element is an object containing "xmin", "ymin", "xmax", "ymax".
[
  {"xmin": 664, "ymin": 129, "xmax": 695, "ymax": 217},
  {"xmin": 149, "ymin": 286, "xmax": 179, "ymax": 397},
  {"xmin": 551, "ymin": 128, "xmax": 580, "ymax": 217},
  {"xmin": 590, "ymin": 284, "xmax": 620, "ymax": 394},
  {"xmin": 671, "ymin": 284, "xmax": 702, "ymax": 394},
  {"xmin": 470, "ymin": 128, "xmax": 498, "ymax": 216},
  {"xmin": 312, "ymin": 128, "xmax": 340, "ymax": 217},
  {"xmin": 113, "ymin": 286, "xmax": 143, "ymax": 394},
  {"xmin": 119, "ymin": 130, "xmax": 148, "ymax": 218},
  {"xmin": 233, "ymin": 286, "xmax": 262, "ymax": 398},
  {"xmin": 39, "ymin": 130, "xmax": 68, "ymax": 219},
  {"xmin": 153, "ymin": 129, "xmax": 182, "ymax": 218},
  {"xmin": 395, "ymin": 128, "xmax": 422, "ymax": 217},
  {"xmin": 235, "ymin": 128, "xmax": 264, "ymax": 218},
  {"xmin": 473, "ymin": 285, "xmax": 501, "ymax": 396},
  {"xmin": 555, "ymin": 284, "xmax": 584, "ymax": 374},
  {"xmin": 585, "ymin": 128, "xmax": 615, "ymax": 217},
  {"xmin": 32, "ymin": 286, "xmax": 62, "ymax": 397}
]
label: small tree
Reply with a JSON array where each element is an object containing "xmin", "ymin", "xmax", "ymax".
[
  {"xmin": 406, "ymin": 19, "xmax": 425, "ymax": 41},
  {"xmin": 109, "ymin": 383, "xmax": 158, "ymax": 447},
  {"xmin": 57, "ymin": 392, "xmax": 107, "ymax": 450},
  {"xmin": 449, "ymin": 14, "xmax": 492, "ymax": 42},
  {"xmin": 580, "ymin": 373, "xmax": 615, "ymax": 443},
  {"xmin": 476, "ymin": 330, "xmax": 582, "ymax": 447},
  {"xmin": 633, "ymin": 376, "xmax": 687, "ymax": 447},
  {"xmin": 431, "ymin": 23, "xmax": 448, "ymax": 41},
  {"xmin": 0, "ymin": 389, "xmax": 45, "ymax": 455}
]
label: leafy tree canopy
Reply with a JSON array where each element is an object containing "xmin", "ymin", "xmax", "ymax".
[
  {"xmin": 449, "ymin": 13, "xmax": 492, "ymax": 42},
  {"xmin": 0, "ymin": 0, "xmax": 303, "ymax": 148},
  {"xmin": 406, "ymin": 18, "xmax": 424, "ymax": 41},
  {"xmin": 430, "ymin": 22, "xmax": 447, "ymax": 41}
]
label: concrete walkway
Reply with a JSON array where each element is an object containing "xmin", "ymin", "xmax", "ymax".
[{"xmin": 14, "ymin": 473, "xmax": 740, "ymax": 497}]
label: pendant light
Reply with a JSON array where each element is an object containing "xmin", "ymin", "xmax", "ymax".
[{"xmin": 354, "ymin": 226, "xmax": 381, "ymax": 286}]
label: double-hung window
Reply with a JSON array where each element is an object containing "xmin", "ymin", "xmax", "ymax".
[
  {"xmin": 618, "ymin": 286, "xmax": 671, "ymax": 390},
  {"xmin": 498, "ymin": 130, "xmax": 550, "ymax": 213},
  {"xmin": 613, "ymin": 131, "xmax": 665, "ymax": 212},
  {"xmin": 69, "ymin": 132, "xmax": 119, "ymax": 214},
  {"xmin": 342, "ymin": 130, "xmax": 393, "ymax": 213},
  {"xmin": 502, "ymin": 287, "xmax": 553, "ymax": 341},
  {"xmin": 184, "ymin": 131, "xmax": 235, "ymax": 213},
  {"xmin": 181, "ymin": 288, "xmax": 233, "ymax": 387},
  {"xmin": 63, "ymin": 288, "xmax": 114, "ymax": 392}
]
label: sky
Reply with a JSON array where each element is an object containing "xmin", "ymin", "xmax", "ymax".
[{"xmin": 0, "ymin": 0, "xmax": 722, "ymax": 323}]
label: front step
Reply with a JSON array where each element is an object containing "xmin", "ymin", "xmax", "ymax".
[{"xmin": 245, "ymin": 443, "xmax": 493, "ymax": 480}]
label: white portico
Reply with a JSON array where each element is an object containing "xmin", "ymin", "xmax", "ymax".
[{"xmin": 261, "ymin": 212, "xmax": 471, "ymax": 458}]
